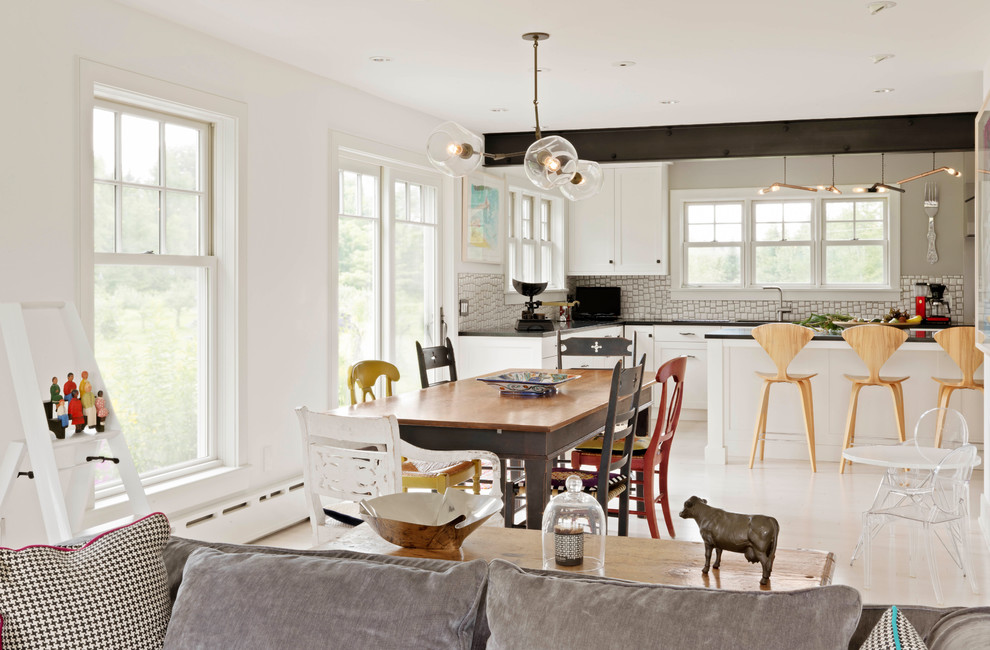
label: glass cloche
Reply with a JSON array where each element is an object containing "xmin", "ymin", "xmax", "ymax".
[{"xmin": 541, "ymin": 475, "xmax": 606, "ymax": 574}]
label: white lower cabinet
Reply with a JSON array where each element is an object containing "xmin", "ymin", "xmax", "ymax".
[{"xmin": 651, "ymin": 325, "xmax": 720, "ymax": 418}]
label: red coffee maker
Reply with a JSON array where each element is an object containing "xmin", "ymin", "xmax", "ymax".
[{"xmin": 914, "ymin": 282, "xmax": 928, "ymax": 319}]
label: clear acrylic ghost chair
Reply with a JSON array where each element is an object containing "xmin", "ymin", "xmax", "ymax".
[
  {"xmin": 295, "ymin": 407, "xmax": 502, "ymax": 546},
  {"xmin": 851, "ymin": 407, "xmax": 969, "ymax": 564},
  {"xmin": 862, "ymin": 443, "xmax": 979, "ymax": 604}
]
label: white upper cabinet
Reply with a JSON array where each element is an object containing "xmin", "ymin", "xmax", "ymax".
[{"xmin": 568, "ymin": 164, "xmax": 668, "ymax": 275}]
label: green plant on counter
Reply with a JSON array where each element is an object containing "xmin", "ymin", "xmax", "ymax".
[{"xmin": 793, "ymin": 313, "xmax": 853, "ymax": 333}]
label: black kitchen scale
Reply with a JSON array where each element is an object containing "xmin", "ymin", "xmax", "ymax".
[{"xmin": 513, "ymin": 280, "xmax": 555, "ymax": 332}]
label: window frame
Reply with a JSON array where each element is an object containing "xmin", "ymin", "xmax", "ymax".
[
  {"xmin": 670, "ymin": 186, "xmax": 900, "ymax": 300},
  {"xmin": 79, "ymin": 60, "xmax": 247, "ymax": 500},
  {"xmin": 505, "ymin": 185, "xmax": 565, "ymax": 300}
]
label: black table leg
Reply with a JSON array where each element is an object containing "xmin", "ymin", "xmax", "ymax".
[{"xmin": 523, "ymin": 458, "xmax": 551, "ymax": 529}]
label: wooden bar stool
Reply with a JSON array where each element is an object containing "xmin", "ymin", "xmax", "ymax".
[
  {"xmin": 749, "ymin": 323, "xmax": 818, "ymax": 472},
  {"xmin": 839, "ymin": 325, "xmax": 909, "ymax": 473},
  {"xmin": 933, "ymin": 327, "xmax": 984, "ymax": 447}
]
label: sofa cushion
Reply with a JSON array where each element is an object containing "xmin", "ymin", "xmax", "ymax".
[
  {"xmin": 163, "ymin": 547, "xmax": 488, "ymax": 650},
  {"xmin": 0, "ymin": 512, "xmax": 171, "ymax": 650},
  {"xmin": 925, "ymin": 607, "xmax": 990, "ymax": 650},
  {"xmin": 859, "ymin": 606, "xmax": 927, "ymax": 649},
  {"xmin": 485, "ymin": 559, "xmax": 862, "ymax": 650},
  {"xmin": 850, "ymin": 605, "xmax": 957, "ymax": 649}
]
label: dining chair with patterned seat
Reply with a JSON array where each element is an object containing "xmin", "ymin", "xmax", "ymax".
[
  {"xmin": 570, "ymin": 355, "xmax": 686, "ymax": 538},
  {"xmin": 347, "ymin": 360, "xmax": 482, "ymax": 495},
  {"xmin": 550, "ymin": 358, "xmax": 645, "ymax": 536}
]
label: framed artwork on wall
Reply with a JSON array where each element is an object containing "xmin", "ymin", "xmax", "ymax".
[{"xmin": 462, "ymin": 171, "xmax": 505, "ymax": 264}]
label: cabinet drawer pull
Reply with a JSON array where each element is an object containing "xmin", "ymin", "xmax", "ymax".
[
  {"xmin": 684, "ymin": 354, "xmax": 697, "ymax": 359},
  {"xmin": 656, "ymin": 259, "xmax": 661, "ymax": 263},
  {"xmin": 608, "ymin": 259, "xmax": 614, "ymax": 264},
  {"xmin": 678, "ymin": 332, "xmax": 696, "ymax": 336}
]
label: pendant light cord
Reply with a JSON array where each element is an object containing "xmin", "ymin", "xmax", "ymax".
[{"xmin": 533, "ymin": 36, "xmax": 542, "ymax": 140}]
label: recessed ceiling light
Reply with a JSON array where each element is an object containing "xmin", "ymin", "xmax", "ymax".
[
  {"xmin": 871, "ymin": 53, "xmax": 895, "ymax": 64},
  {"xmin": 490, "ymin": 108, "xmax": 509, "ymax": 112},
  {"xmin": 613, "ymin": 61, "xmax": 636, "ymax": 68},
  {"xmin": 659, "ymin": 100, "xmax": 680, "ymax": 105},
  {"xmin": 369, "ymin": 56, "xmax": 392, "ymax": 63},
  {"xmin": 867, "ymin": 1, "xmax": 896, "ymax": 15},
  {"xmin": 874, "ymin": 87, "xmax": 895, "ymax": 93}
]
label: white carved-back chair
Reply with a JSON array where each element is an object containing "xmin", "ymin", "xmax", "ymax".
[{"xmin": 295, "ymin": 407, "xmax": 503, "ymax": 545}]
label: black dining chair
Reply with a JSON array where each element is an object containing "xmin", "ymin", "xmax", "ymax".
[
  {"xmin": 416, "ymin": 337, "xmax": 458, "ymax": 388},
  {"xmin": 556, "ymin": 331, "xmax": 633, "ymax": 370},
  {"xmin": 550, "ymin": 357, "xmax": 645, "ymax": 536}
]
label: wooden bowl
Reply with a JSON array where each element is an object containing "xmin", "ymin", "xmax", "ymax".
[{"xmin": 358, "ymin": 492, "xmax": 502, "ymax": 551}]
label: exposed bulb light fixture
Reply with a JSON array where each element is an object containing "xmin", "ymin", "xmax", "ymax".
[
  {"xmin": 853, "ymin": 153, "xmax": 905, "ymax": 193},
  {"xmin": 425, "ymin": 33, "xmax": 603, "ymax": 200},
  {"xmin": 758, "ymin": 157, "xmax": 817, "ymax": 195},
  {"xmin": 897, "ymin": 152, "xmax": 963, "ymax": 185},
  {"xmin": 816, "ymin": 155, "xmax": 842, "ymax": 194}
]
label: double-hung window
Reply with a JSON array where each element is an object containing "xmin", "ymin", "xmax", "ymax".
[
  {"xmin": 505, "ymin": 188, "xmax": 564, "ymax": 291},
  {"xmin": 91, "ymin": 99, "xmax": 215, "ymax": 482},
  {"xmin": 673, "ymin": 188, "xmax": 898, "ymax": 295}
]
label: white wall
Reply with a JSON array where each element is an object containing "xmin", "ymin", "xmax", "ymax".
[{"xmin": 0, "ymin": 0, "xmax": 446, "ymax": 544}]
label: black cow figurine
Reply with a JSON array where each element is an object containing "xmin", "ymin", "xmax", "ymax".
[{"xmin": 678, "ymin": 496, "xmax": 779, "ymax": 586}]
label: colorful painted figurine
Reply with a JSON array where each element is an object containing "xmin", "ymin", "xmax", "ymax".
[
  {"xmin": 95, "ymin": 390, "xmax": 108, "ymax": 432},
  {"xmin": 63, "ymin": 373, "xmax": 76, "ymax": 403},
  {"xmin": 56, "ymin": 398, "xmax": 68, "ymax": 428},
  {"xmin": 49, "ymin": 377, "xmax": 61, "ymax": 405},
  {"xmin": 80, "ymin": 370, "xmax": 96, "ymax": 426},
  {"xmin": 67, "ymin": 389, "xmax": 85, "ymax": 433}
]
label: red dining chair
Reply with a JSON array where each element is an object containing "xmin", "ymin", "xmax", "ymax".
[{"xmin": 570, "ymin": 356, "xmax": 686, "ymax": 538}]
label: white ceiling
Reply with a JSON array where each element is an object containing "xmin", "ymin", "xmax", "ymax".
[{"xmin": 116, "ymin": 0, "xmax": 990, "ymax": 134}]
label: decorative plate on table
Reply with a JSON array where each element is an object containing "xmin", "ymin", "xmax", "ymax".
[
  {"xmin": 833, "ymin": 320, "xmax": 916, "ymax": 329},
  {"xmin": 477, "ymin": 371, "xmax": 580, "ymax": 396}
]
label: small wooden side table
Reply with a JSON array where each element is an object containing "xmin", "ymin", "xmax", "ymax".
[{"xmin": 326, "ymin": 526, "xmax": 835, "ymax": 592}]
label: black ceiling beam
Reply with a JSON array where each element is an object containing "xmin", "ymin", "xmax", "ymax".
[{"xmin": 482, "ymin": 112, "xmax": 975, "ymax": 166}]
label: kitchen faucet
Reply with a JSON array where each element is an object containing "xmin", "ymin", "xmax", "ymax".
[{"xmin": 763, "ymin": 286, "xmax": 791, "ymax": 322}]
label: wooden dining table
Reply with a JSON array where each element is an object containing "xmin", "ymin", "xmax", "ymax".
[{"xmin": 328, "ymin": 368, "xmax": 653, "ymax": 529}]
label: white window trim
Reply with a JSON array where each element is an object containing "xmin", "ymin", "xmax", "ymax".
[
  {"xmin": 504, "ymin": 186, "xmax": 566, "ymax": 304},
  {"xmin": 79, "ymin": 60, "xmax": 247, "ymax": 498},
  {"xmin": 670, "ymin": 186, "xmax": 900, "ymax": 301}
]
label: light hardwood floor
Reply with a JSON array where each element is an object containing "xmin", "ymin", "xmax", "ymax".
[{"xmin": 253, "ymin": 421, "xmax": 989, "ymax": 607}]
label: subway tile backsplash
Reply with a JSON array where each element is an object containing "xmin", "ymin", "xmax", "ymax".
[{"xmin": 457, "ymin": 273, "xmax": 964, "ymax": 330}]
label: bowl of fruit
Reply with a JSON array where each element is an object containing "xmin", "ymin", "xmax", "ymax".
[{"xmin": 833, "ymin": 308, "xmax": 923, "ymax": 329}]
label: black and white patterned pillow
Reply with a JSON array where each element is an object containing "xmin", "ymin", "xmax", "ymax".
[
  {"xmin": 860, "ymin": 605, "xmax": 928, "ymax": 650},
  {"xmin": 0, "ymin": 512, "xmax": 171, "ymax": 650}
]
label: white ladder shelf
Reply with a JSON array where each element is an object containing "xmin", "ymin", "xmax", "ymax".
[{"xmin": 0, "ymin": 302, "xmax": 150, "ymax": 543}]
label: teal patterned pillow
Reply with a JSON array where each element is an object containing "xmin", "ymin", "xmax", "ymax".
[{"xmin": 860, "ymin": 606, "xmax": 928, "ymax": 650}]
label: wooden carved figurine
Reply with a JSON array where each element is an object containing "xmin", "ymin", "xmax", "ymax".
[
  {"xmin": 80, "ymin": 370, "xmax": 96, "ymax": 427},
  {"xmin": 95, "ymin": 390, "xmax": 108, "ymax": 432},
  {"xmin": 67, "ymin": 390, "xmax": 85, "ymax": 433},
  {"xmin": 62, "ymin": 373, "xmax": 76, "ymax": 403},
  {"xmin": 679, "ymin": 496, "xmax": 779, "ymax": 586}
]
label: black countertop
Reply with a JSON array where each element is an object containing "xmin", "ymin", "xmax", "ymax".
[
  {"xmin": 460, "ymin": 320, "xmax": 969, "ymax": 340},
  {"xmin": 705, "ymin": 326, "xmax": 944, "ymax": 343}
]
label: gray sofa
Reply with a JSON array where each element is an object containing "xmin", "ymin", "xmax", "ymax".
[{"xmin": 159, "ymin": 536, "xmax": 989, "ymax": 649}]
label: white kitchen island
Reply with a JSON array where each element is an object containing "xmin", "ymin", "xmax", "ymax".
[{"xmin": 705, "ymin": 327, "xmax": 984, "ymax": 466}]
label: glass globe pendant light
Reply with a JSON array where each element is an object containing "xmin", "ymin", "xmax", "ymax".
[
  {"xmin": 426, "ymin": 121, "xmax": 484, "ymax": 177},
  {"xmin": 560, "ymin": 160, "xmax": 604, "ymax": 200},
  {"xmin": 424, "ymin": 32, "xmax": 601, "ymax": 200}
]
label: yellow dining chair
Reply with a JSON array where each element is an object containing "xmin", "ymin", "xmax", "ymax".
[{"xmin": 347, "ymin": 360, "xmax": 483, "ymax": 494}]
